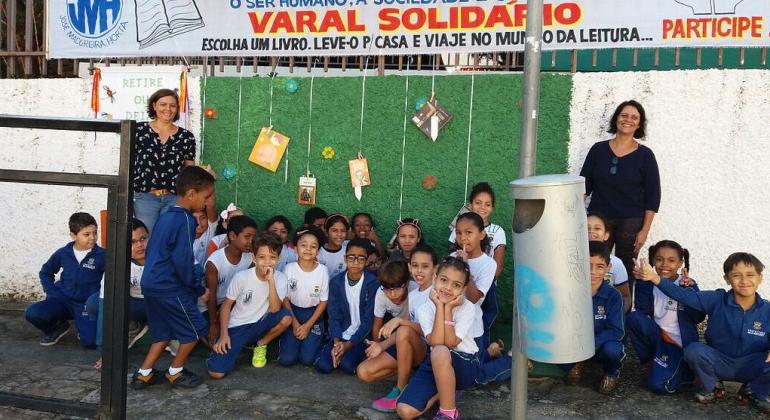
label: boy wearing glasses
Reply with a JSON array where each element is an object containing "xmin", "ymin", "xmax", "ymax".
[{"xmin": 315, "ymin": 238, "xmax": 379, "ymax": 374}]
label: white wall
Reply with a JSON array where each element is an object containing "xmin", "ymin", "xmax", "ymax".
[
  {"xmin": 569, "ymin": 69, "xmax": 770, "ymax": 295},
  {"xmin": 0, "ymin": 78, "xmax": 200, "ymax": 301}
]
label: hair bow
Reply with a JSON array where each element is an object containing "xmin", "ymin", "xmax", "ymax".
[{"xmin": 220, "ymin": 203, "xmax": 238, "ymax": 221}]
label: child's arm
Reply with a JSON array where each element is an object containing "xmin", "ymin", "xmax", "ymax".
[
  {"xmin": 465, "ymin": 260, "xmax": 496, "ymax": 304},
  {"xmin": 492, "ymin": 245, "xmax": 506, "ymax": 278},
  {"xmin": 594, "ymin": 289, "xmax": 625, "ymax": 350},
  {"xmin": 634, "ymin": 280, "xmax": 654, "ymax": 315},
  {"xmin": 638, "ymin": 261, "xmax": 719, "ymax": 314},
  {"xmin": 441, "ymin": 295, "xmax": 466, "ymax": 348},
  {"xmin": 265, "ymin": 268, "xmax": 281, "ymax": 313},
  {"xmin": 205, "ymin": 192, "xmax": 218, "ymax": 223},
  {"xmin": 683, "ymin": 282, "xmax": 707, "ymax": 324},
  {"xmin": 426, "ymin": 289, "xmax": 445, "ymax": 346},
  {"xmin": 327, "ymin": 280, "xmax": 345, "ymax": 341},
  {"xmin": 212, "ymin": 298, "xmax": 235, "ymax": 354},
  {"xmin": 39, "ymin": 250, "xmax": 62, "ymax": 292},
  {"xmin": 205, "ymin": 261, "xmax": 220, "ymax": 340},
  {"xmin": 616, "ymin": 282, "xmax": 632, "ymax": 313},
  {"xmin": 371, "ymin": 317, "xmax": 384, "ymax": 342},
  {"xmin": 303, "ymin": 300, "xmax": 327, "ymax": 329},
  {"xmin": 170, "ymin": 222, "xmax": 204, "ymax": 296}
]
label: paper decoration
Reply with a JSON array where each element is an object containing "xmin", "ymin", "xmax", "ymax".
[
  {"xmin": 222, "ymin": 165, "xmax": 236, "ymax": 180},
  {"xmin": 415, "ymin": 97, "xmax": 427, "ymax": 111},
  {"xmin": 286, "ymin": 79, "xmax": 299, "ymax": 93},
  {"xmin": 298, "ymin": 175, "xmax": 317, "ymax": 206},
  {"xmin": 412, "ymin": 97, "xmax": 453, "ymax": 141},
  {"xmin": 248, "ymin": 127, "xmax": 290, "ymax": 173},
  {"xmin": 322, "ymin": 146, "xmax": 335, "ymax": 159},
  {"xmin": 348, "ymin": 155, "xmax": 371, "ymax": 201},
  {"xmin": 204, "ymin": 107, "xmax": 217, "ymax": 119},
  {"xmin": 422, "ymin": 175, "xmax": 437, "ymax": 190}
]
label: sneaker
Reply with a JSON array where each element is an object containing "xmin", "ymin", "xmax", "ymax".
[
  {"xmin": 565, "ymin": 362, "xmax": 584, "ymax": 384},
  {"xmin": 165, "ymin": 369, "xmax": 203, "ymax": 388},
  {"xmin": 737, "ymin": 384, "xmax": 755, "ymax": 404},
  {"xmin": 695, "ymin": 390, "xmax": 717, "ymax": 404},
  {"xmin": 599, "ymin": 375, "xmax": 619, "ymax": 394},
  {"xmin": 372, "ymin": 387, "xmax": 400, "ymax": 413},
  {"xmin": 714, "ymin": 381, "xmax": 726, "ymax": 399},
  {"xmin": 751, "ymin": 395, "xmax": 770, "ymax": 414},
  {"xmin": 433, "ymin": 408, "xmax": 459, "ymax": 420},
  {"xmin": 40, "ymin": 321, "xmax": 71, "ymax": 346},
  {"xmin": 131, "ymin": 369, "xmax": 165, "ymax": 390},
  {"xmin": 165, "ymin": 340, "xmax": 180, "ymax": 356},
  {"xmin": 252, "ymin": 344, "xmax": 267, "ymax": 368},
  {"xmin": 127, "ymin": 322, "xmax": 149, "ymax": 349}
]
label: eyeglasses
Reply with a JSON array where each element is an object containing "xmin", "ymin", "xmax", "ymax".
[
  {"xmin": 381, "ymin": 284, "xmax": 407, "ymax": 293},
  {"xmin": 345, "ymin": 255, "xmax": 367, "ymax": 264},
  {"xmin": 131, "ymin": 236, "xmax": 148, "ymax": 245},
  {"xmin": 610, "ymin": 156, "xmax": 619, "ymax": 175}
]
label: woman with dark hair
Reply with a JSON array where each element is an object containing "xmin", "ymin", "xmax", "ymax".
[
  {"xmin": 579, "ymin": 100, "xmax": 661, "ymax": 293},
  {"xmin": 132, "ymin": 88, "xmax": 198, "ymax": 233}
]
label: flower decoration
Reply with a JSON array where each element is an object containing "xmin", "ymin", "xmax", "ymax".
[
  {"xmin": 222, "ymin": 165, "xmax": 237, "ymax": 180},
  {"xmin": 422, "ymin": 175, "xmax": 437, "ymax": 190},
  {"xmin": 415, "ymin": 97, "xmax": 428, "ymax": 111},
  {"xmin": 285, "ymin": 79, "xmax": 299, "ymax": 93},
  {"xmin": 204, "ymin": 107, "xmax": 217, "ymax": 119},
  {"xmin": 321, "ymin": 146, "xmax": 335, "ymax": 160}
]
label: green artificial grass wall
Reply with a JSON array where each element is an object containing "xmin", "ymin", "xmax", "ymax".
[{"xmin": 200, "ymin": 74, "xmax": 572, "ymax": 324}]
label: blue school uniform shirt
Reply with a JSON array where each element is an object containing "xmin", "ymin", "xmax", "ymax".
[
  {"xmin": 141, "ymin": 206, "xmax": 205, "ymax": 298},
  {"xmin": 593, "ymin": 282, "xmax": 625, "ymax": 350},
  {"xmin": 635, "ymin": 277, "xmax": 705, "ymax": 347},
  {"xmin": 39, "ymin": 242, "xmax": 104, "ymax": 303},
  {"xmin": 327, "ymin": 270, "xmax": 379, "ymax": 347},
  {"xmin": 656, "ymin": 279, "xmax": 770, "ymax": 358}
]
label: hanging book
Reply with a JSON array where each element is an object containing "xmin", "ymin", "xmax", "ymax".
[
  {"xmin": 298, "ymin": 175, "xmax": 317, "ymax": 206},
  {"xmin": 412, "ymin": 97, "xmax": 452, "ymax": 141},
  {"xmin": 248, "ymin": 127, "xmax": 290, "ymax": 173},
  {"xmin": 348, "ymin": 155, "xmax": 371, "ymax": 201},
  {"xmin": 135, "ymin": 0, "xmax": 205, "ymax": 49}
]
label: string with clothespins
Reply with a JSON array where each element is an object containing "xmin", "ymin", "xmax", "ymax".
[
  {"xmin": 397, "ymin": 57, "xmax": 413, "ymax": 220},
  {"xmin": 357, "ymin": 56, "xmax": 371, "ymax": 156},
  {"xmin": 234, "ymin": 66, "xmax": 246, "ymax": 206},
  {"xmin": 305, "ymin": 60, "xmax": 319, "ymax": 178},
  {"xmin": 463, "ymin": 74, "xmax": 475, "ymax": 202},
  {"xmin": 350, "ymin": 56, "xmax": 373, "ymax": 201}
]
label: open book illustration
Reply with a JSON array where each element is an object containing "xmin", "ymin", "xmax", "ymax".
[{"xmin": 135, "ymin": 0, "xmax": 205, "ymax": 49}]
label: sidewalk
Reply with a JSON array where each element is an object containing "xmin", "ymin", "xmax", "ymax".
[{"xmin": 0, "ymin": 305, "xmax": 761, "ymax": 419}]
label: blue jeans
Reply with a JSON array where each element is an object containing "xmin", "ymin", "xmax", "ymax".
[{"xmin": 133, "ymin": 191, "xmax": 176, "ymax": 234}]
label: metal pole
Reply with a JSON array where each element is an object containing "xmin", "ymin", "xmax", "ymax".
[{"xmin": 512, "ymin": 1, "xmax": 544, "ymax": 419}]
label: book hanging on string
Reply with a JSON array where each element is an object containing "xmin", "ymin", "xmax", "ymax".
[
  {"xmin": 412, "ymin": 97, "xmax": 452, "ymax": 141},
  {"xmin": 348, "ymin": 154, "xmax": 371, "ymax": 201},
  {"xmin": 298, "ymin": 175, "xmax": 317, "ymax": 206},
  {"xmin": 248, "ymin": 127, "xmax": 289, "ymax": 173}
]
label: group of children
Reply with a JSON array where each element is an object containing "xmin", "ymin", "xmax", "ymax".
[{"xmin": 23, "ymin": 167, "xmax": 770, "ymax": 417}]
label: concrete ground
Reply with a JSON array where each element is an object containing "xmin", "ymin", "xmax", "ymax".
[{"xmin": 0, "ymin": 304, "xmax": 764, "ymax": 419}]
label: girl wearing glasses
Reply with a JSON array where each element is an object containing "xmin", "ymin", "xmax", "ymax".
[{"xmin": 579, "ymin": 100, "xmax": 661, "ymax": 296}]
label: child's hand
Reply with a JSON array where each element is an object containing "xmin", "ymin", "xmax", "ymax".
[
  {"xmin": 264, "ymin": 267, "xmax": 275, "ymax": 283},
  {"xmin": 456, "ymin": 245, "xmax": 469, "ymax": 262},
  {"xmin": 379, "ymin": 317, "xmax": 401, "ymax": 339},
  {"xmin": 200, "ymin": 288, "xmax": 210, "ymax": 302},
  {"xmin": 208, "ymin": 323, "xmax": 220, "ymax": 345},
  {"xmin": 680, "ymin": 268, "xmax": 693, "ymax": 287},
  {"xmin": 295, "ymin": 323, "xmax": 309, "ymax": 340},
  {"xmin": 364, "ymin": 339, "xmax": 383, "ymax": 359},
  {"xmin": 331, "ymin": 341, "xmax": 345, "ymax": 368},
  {"xmin": 213, "ymin": 335, "xmax": 231, "ymax": 354},
  {"xmin": 447, "ymin": 293, "xmax": 464, "ymax": 309},
  {"xmin": 634, "ymin": 259, "xmax": 660, "ymax": 284},
  {"xmin": 766, "ymin": 351, "xmax": 770, "ymax": 363},
  {"xmin": 429, "ymin": 288, "xmax": 442, "ymax": 306}
]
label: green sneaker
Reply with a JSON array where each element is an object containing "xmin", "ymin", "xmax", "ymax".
[{"xmin": 252, "ymin": 344, "xmax": 267, "ymax": 368}]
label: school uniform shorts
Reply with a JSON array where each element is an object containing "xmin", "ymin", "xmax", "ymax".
[
  {"xmin": 398, "ymin": 349, "xmax": 481, "ymax": 412},
  {"xmin": 144, "ymin": 294, "xmax": 208, "ymax": 344}
]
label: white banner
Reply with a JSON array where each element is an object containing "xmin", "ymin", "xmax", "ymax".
[{"xmin": 48, "ymin": 1, "xmax": 770, "ymax": 58}]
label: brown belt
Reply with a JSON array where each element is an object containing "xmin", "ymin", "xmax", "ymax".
[{"xmin": 149, "ymin": 189, "xmax": 171, "ymax": 197}]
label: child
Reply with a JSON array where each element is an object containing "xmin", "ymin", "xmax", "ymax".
[
  {"xmin": 587, "ymin": 212, "xmax": 632, "ymax": 312},
  {"xmin": 265, "ymin": 215, "xmax": 298, "ymax": 272},
  {"xmin": 315, "ymin": 238, "xmax": 379, "ymax": 374},
  {"xmin": 278, "ymin": 226, "xmax": 329, "ymax": 367},
  {"xmin": 396, "ymin": 256, "xmax": 480, "ymax": 420},
  {"xmin": 192, "ymin": 192, "xmax": 218, "ymax": 266},
  {"xmin": 304, "ymin": 206, "xmax": 328, "ymax": 231},
  {"xmin": 26, "ymin": 212, "xmax": 104, "ymax": 348},
  {"xmin": 207, "ymin": 232, "xmax": 292, "ymax": 377},
  {"xmin": 627, "ymin": 240, "xmax": 705, "ymax": 394},
  {"xmin": 358, "ymin": 256, "xmax": 433, "ymax": 413},
  {"xmin": 389, "ymin": 218, "xmax": 422, "ymax": 262},
  {"xmin": 562, "ymin": 241, "xmax": 625, "ymax": 394},
  {"xmin": 204, "ymin": 215, "xmax": 257, "ymax": 345},
  {"xmin": 448, "ymin": 182, "xmax": 506, "ymax": 278},
  {"xmin": 636, "ymin": 252, "xmax": 770, "ymax": 413},
  {"xmin": 206, "ymin": 203, "xmax": 244, "ymax": 257},
  {"xmin": 132, "ymin": 166, "xmax": 215, "ymax": 389},
  {"xmin": 351, "ymin": 212, "xmax": 385, "ymax": 272},
  {"xmin": 318, "ymin": 214, "xmax": 350, "ymax": 279}
]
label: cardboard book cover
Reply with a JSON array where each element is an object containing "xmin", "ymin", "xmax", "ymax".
[
  {"xmin": 248, "ymin": 127, "xmax": 289, "ymax": 172},
  {"xmin": 412, "ymin": 98, "xmax": 453, "ymax": 141}
]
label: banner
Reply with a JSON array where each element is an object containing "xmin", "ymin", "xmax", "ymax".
[{"xmin": 49, "ymin": 1, "xmax": 770, "ymax": 58}]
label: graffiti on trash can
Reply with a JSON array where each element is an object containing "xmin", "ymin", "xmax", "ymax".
[{"xmin": 515, "ymin": 264, "xmax": 555, "ymax": 360}]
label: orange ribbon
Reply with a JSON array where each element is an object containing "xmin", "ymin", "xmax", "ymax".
[{"xmin": 90, "ymin": 68, "xmax": 101, "ymax": 115}]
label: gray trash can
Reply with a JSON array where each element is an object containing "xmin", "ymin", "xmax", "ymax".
[{"xmin": 510, "ymin": 174, "xmax": 594, "ymax": 364}]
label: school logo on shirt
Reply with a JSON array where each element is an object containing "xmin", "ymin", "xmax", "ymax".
[
  {"xmin": 654, "ymin": 354, "xmax": 669, "ymax": 368},
  {"xmin": 748, "ymin": 321, "xmax": 766, "ymax": 337},
  {"xmin": 83, "ymin": 258, "xmax": 96, "ymax": 270},
  {"xmin": 129, "ymin": 275, "xmax": 140, "ymax": 288},
  {"xmin": 243, "ymin": 290, "xmax": 253, "ymax": 304},
  {"xmin": 595, "ymin": 306, "xmax": 607, "ymax": 320},
  {"xmin": 310, "ymin": 285, "xmax": 321, "ymax": 298},
  {"xmin": 289, "ymin": 278, "xmax": 297, "ymax": 291}
]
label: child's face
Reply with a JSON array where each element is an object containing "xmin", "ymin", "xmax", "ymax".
[
  {"xmin": 725, "ymin": 262, "xmax": 763, "ymax": 299},
  {"xmin": 434, "ymin": 267, "xmax": 467, "ymax": 303},
  {"xmin": 267, "ymin": 222, "xmax": 289, "ymax": 244},
  {"xmin": 296, "ymin": 234, "xmax": 319, "ymax": 262},
  {"xmin": 653, "ymin": 247, "xmax": 683, "ymax": 280},
  {"xmin": 590, "ymin": 255, "xmax": 610, "ymax": 288},
  {"xmin": 131, "ymin": 227, "xmax": 149, "ymax": 260},
  {"xmin": 382, "ymin": 282, "xmax": 408, "ymax": 305},
  {"xmin": 193, "ymin": 211, "xmax": 208, "ymax": 236},
  {"xmin": 352, "ymin": 216, "xmax": 373, "ymax": 239},
  {"xmin": 326, "ymin": 221, "xmax": 347, "ymax": 249},
  {"xmin": 587, "ymin": 216, "xmax": 610, "ymax": 242},
  {"xmin": 312, "ymin": 217, "xmax": 326, "ymax": 231},
  {"xmin": 397, "ymin": 225, "xmax": 420, "ymax": 254},
  {"xmin": 254, "ymin": 245, "xmax": 280, "ymax": 277},
  {"xmin": 345, "ymin": 245, "xmax": 368, "ymax": 278},
  {"xmin": 409, "ymin": 252, "xmax": 436, "ymax": 289},
  {"xmin": 71, "ymin": 225, "xmax": 98, "ymax": 251},
  {"xmin": 229, "ymin": 227, "xmax": 257, "ymax": 253},
  {"xmin": 470, "ymin": 192, "xmax": 494, "ymax": 224},
  {"xmin": 455, "ymin": 219, "xmax": 484, "ymax": 255},
  {"xmin": 187, "ymin": 185, "xmax": 214, "ymax": 213}
]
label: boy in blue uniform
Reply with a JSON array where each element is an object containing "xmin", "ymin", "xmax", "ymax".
[
  {"xmin": 132, "ymin": 166, "xmax": 215, "ymax": 389},
  {"xmin": 636, "ymin": 252, "xmax": 770, "ymax": 414},
  {"xmin": 562, "ymin": 241, "xmax": 625, "ymax": 394},
  {"xmin": 25, "ymin": 212, "xmax": 104, "ymax": 347},
  {"xmin": 315, "ymin": 238, "xmax": 379, "ymax": 374}
]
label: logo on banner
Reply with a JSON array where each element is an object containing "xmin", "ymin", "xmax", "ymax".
[{"xmin": 60, "ymin": 0, "xmax": 127, "ymax": 48}]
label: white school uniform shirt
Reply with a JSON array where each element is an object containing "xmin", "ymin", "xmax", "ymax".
[
  {"xmin": 451, "ymin": 252, "xmax": 497, "ymax": 339},
  {"xmin": 607, "ymin": 255, "xmax": 628, "ymax": 286},
  {"xmin": 226, "ymin": 268, "xmax": 288, "ymax": 328},
  {"xmin": 193, "ymin": 221, "xmax": 218, "ymax": 265},
  {"xmin": 318, "ymin": 241, "xmax": 349, "ymax": 279},
  {"xmin": 417, "ymin": 298, "xmax": 478, "ymax": 355},
  {"xmin": 207, "ymin": 233, "xmax": 227, "ymax": 254},
  {"xmin": 283, "ymin": 262, "xmax": 329, "ymax": 308},
  {"xmin": 342, "ymin": 274, "xmax": 364, "ymax": 340},
  {"xmin": 408, "ymin": 285, "xmax": 433, "ymax": 322},
  {"xmin": 449, "ymin": 223, "xmax": 507, "ymax": 257},
  {"xmin": 73, "ymin": 248, "xmax": 91, "ymax": 264},
  {"xmin": 207, "ymin": 248, "xmax": 254, "ymax": 305},
  {"xmin": 276, "ymin": 244, "xmax": 298, "ymax": 273},
  {"xmin": 653, "ymin": 275, "xmax": 684, "ymax": 346},
  {"xmin": 99, "ymin": 261, "xmax": 144, "ymax": 299},
  {"xmin": 374, "ymin": 288, "xmax": 407, "ymax": 318}
]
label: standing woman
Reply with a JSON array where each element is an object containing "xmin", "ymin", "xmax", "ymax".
[
  {"xmin": 579, "ymin": 100, "xmax": 661, "ymax": 293},
  {"xmin": 133, "ymin": 89, "xmax": 197, "ymax": 233}
]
